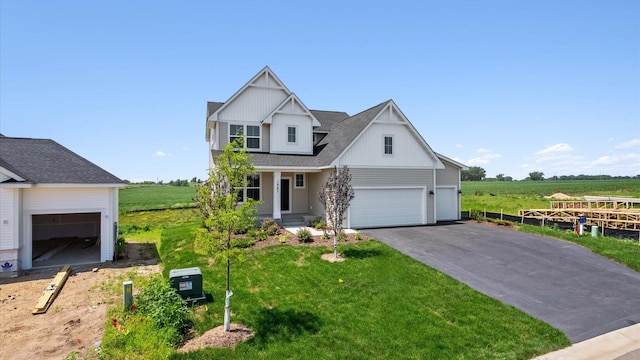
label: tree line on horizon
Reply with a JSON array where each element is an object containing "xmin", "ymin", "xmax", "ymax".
[{"xmin": 462, "ymin": 166, "xmax": 640, "ymax": 182}]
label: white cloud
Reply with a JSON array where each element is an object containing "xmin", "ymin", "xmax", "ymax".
[
  {"xmin": 614, "ymin": 138, "xmax": 640, "ymax": 149},
  {"xmin": 467, "ymin": 148, "xmax": 501, "ymax": 165},
  {"xmin": 536, "ymin": 143, "xmax": 573, "ymax": 155},
  {"xmin": 455, "ymin": 144, "xmax": 463, "ymax": 148},
  {"xmin": 153, "ymin": 151, "xmax": 169, "ymax": 157},
  {"xmin": 592, "ymin": 153, "xmax": 639, "ymax": 165}
]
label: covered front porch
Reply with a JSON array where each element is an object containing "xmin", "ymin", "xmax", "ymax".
[{"xmin": 254, "ymin": 169, "xmax": 329, "ymax": 226}]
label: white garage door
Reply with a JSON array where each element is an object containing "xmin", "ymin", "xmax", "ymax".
[
  {"xmin": 349, "ymin": 188, "xmax": 424, "ymax": 228},
  {"xmin": 436, "ymin": 187, "xmax": 458, "ymax": 221}
]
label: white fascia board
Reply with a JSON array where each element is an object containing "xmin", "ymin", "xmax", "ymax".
[
  {"xmin": 32, "ymin": 183, "xmax": 126, "ymax": 188},
  {"xmin": 261, "ymin": 93, "xmax": 321, "ymax": 127},
  {"xmin": 435, "ymin": 152, "xmax": 469, "ymax": 170},
  {"xmin": 0, "ymin": 166, "xmax": 25, "ymax": 182},
  {"xmin": 255, "ymin": 166, "xmax": 321, "ymax": 173},
  {"xmin": 0, "ymin": 182, "xmax": 32, "ymax": 188}
]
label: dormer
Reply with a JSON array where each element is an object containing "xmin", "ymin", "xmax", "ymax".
[{"xmin": 262, "ymin": 93, "xmax": 320, "ymax": 155}]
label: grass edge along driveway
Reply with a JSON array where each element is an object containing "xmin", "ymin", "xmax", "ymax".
[{"xmin": 156, "ymin": 223, "xmax": 569, "ymax": 360}]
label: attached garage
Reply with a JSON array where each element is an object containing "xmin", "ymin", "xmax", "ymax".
[
  {"xmin": 349, "ymin": 187, "xmax": 426, "ymax": 228},
  {"xmin": 0, "ymin": 136, "xmax": 123, "ymax": 275},
  {"xmin": 436, "ymin": 187, "xmax": 459, "ymax": 221}
]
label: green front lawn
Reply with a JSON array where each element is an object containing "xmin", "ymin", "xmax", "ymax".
[{"xmin": 154, "ymin": 223, "xmax": 568, "ymax": 359}]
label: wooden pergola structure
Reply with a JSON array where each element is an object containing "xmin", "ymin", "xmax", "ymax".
[{"xmin": 518, "ymin": 196, "xmax": 640, "ymax": 231}]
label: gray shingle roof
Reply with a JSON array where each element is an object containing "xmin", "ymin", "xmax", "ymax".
[
  {"xmin": 210, "ymin": 100, "xmax": 391, "ymax": 168},
  {"xmin": 207, "ymin": 102, "xmax": 224, "ymax": 118},
  {"xmin": 0, "ymin": 137, "xmax": 123, "ymax": 184},
  {"xmin": 309, "ymin": 110, "xmax": 350, "ymax": 132}
]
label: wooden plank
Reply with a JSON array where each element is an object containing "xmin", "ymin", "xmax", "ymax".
[
  {"xmin": 34, "ymin": 240, "xmax": 72, "ymax": 262},
  {"xmin": 32, "ymin": 265, "xmax": 71, "ymax": 315}
]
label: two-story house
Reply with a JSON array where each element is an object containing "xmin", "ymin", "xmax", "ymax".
[{"xmin": 205, "ymin": 66, "xmax": 466, "ymax": 229}]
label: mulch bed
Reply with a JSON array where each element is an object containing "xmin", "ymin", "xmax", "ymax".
[{"xmin": 251, "ymin": 231, "xmax": 368, "ymax": 249}]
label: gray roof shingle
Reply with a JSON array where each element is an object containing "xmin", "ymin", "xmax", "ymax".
[
  {"xmin": 0, "ymin": 137, "xmax": 123, "ymax": 184},
  {"xmin": 210, "ymin": 100, "xmax": 391, "ymax": 168}
]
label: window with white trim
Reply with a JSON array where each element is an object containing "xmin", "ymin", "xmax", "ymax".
[
  {"xmin": 229, "ymin": 124, "xmax": 260, "ymax": 150},
  {"xmin": 287, "ymin": 126, "xmax": 297, "ymax": 143},
  {"xmin": 238, "ymin": 174, "xmax": 261, "ymax": 202},
  {"xmin": 294, "ymin": 173, "xmax": 305, "ymax": 189},
  {"xmin": 384, "ymin": 135, "xmax": 393, "ymax": 155}
]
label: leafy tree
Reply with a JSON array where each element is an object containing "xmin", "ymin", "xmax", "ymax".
[
  {"xmin": 504, "ymin": 176, "xmax": 513, "ymax": 182},
  {"xmin": 496, "ymin": 174, "xmax": 505, "ymax": 181},
  {"xmin": 194, "ymin": 137, "xmax": 260, "ymax": 331},
  {"xmin": 528, "ymin": 171, "xmax": 545, "ymax": 181},
  {"xmin": 462, "ymin": 166, "xmax": 486, "ymax": 181},
  {"xmin": 319, "ymin": 166, "xmax": 355, "ymax": 258}
]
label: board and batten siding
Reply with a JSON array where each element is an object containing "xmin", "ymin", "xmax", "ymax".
[
  {"xmin": 216, "ymin": 121, "xmax": 271, "ymax": 153},
  {"xmin": 270, "ymin": 115, "xmax": 314, "ymax": 154},
  {"xmin": 338, "ymin": 123, "xmax": 438, "ymax": 167},
  {"xmin": 218, "ymin": 86, "xmax": 287, "ymax": 125},
  {"xmin": 257, "ymin": 172, "xmax": 273, "ymax": 216}
]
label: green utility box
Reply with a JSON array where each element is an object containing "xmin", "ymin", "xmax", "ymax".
[{"xmin": 169, "ymin": 267, "xmax": 206, "ymax": 303}]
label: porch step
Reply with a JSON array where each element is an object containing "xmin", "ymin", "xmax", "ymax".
[{"xmin": 281, "ymin": 216, "xmax": 306, "ymax": 227}]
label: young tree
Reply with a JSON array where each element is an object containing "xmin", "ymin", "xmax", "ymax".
[
  {"xmin": 194, "ymin": 138, "xmax": 259, "ymax": 331},
  {"xmin": 319, "ymin": 165, "xmax": 355, "ymax": 258}
]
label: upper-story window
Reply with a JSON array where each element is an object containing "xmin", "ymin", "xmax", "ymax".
[
  {"xmin": 287, "ymin": 126, "xmax": 297, "ymax": 143},
  {"xmin": 230, "ymin": 124, "xmax": 260, "ymax": 150},
  {"xmin": 384, "ymin": 135, "xmax": 393, "ymax": 155}
]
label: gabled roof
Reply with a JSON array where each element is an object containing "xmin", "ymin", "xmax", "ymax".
[
  {"xmin": 0, "ymin": 136, "xmax": 123, "ymax": 185},
  {"xmin": 436, "ymin": 153, "xmax": 468, "ymax": 170},
  {"xmin": 262, "ymin": 93, "xmax": 321, "ymax": 127}
]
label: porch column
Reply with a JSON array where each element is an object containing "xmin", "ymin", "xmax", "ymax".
[{"xmin": 273, "ymin": 171, "xmax": 281, "ymax": 220}]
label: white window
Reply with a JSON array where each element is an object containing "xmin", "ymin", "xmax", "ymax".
[
  {"xmin": 294, "ymin": 173, "xmax": 305, "ymax": 189},
  {"xmin": 287, "ymin": 126, "xmax": 297, "ymax": 143},
  {"xmin": 238, "ymin": 174, "xmax": 261, "ymax": 202},
  {"xmin": 384, "ymin": 135, "xmax": 393, "ymax": 155},
  {"xmin": 229, "ymin": 124, "xmax": 260, "ymax": 150}
]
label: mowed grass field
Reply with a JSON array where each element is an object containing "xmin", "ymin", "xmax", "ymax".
[
  {"xmin": 110, "ymin": 185, "xmax": 572, "ymax": 359},
  {"xmin": 462, "ymin": 179, "xmax": 640, "ymax": 214}
]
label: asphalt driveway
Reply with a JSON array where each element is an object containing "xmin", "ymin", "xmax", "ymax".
[{"xmin": 363, "ymin": 222, "xmax": 640, "ymax": 343}]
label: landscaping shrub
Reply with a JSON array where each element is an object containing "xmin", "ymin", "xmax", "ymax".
[
  {"xmin": 296, "ymin": 228, "xmax": 313, "ymax": 243},
  {"xmin": 336, "ymin": 232, "xmax": 347, "ymax": 242},
  {"xmin": 232, "ymin": 236, "xmax": 257, "ymax": 248},
  {"xmin": 247, "ymin": 229, "xmax": 268, "ymax": 242},
  {"xmin": 260, "ymin": 218, "xmax": 281, "ymax": 236},
  {"xmin": 135, "ymin": 276, "xmax": 192, "ymax": 346},
  {"xmin": 354, "ymin": 232, "xmax": 362, "ymax": 241},
  {"xmin": 308, "ymin": 218, "xmax": 327, "ymax": 230}
]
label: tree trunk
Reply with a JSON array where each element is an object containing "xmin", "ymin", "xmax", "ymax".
[{"xmin": 224, "ymin": 233, "xmax": 231, "ymax": 331}]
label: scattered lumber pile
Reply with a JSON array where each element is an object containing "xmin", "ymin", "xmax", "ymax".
[{"xmin": 32, "ymin": 265, "xmax": 71, "ymax": 314}]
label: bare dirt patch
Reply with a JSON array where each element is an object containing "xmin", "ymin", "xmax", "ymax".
[
  {"xmin": 178, "ymin": 323, "xmax": 254, "ymax": 353},
  {"xmin": 320, "ymin": 253, "xmax": 346, "ymax": 262},
  {"xmin": 0, "ymin": 243, "xmax": 160, "ymax": 360}
]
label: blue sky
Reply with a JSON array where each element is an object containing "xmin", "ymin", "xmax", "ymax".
[{"xmin": 1, "ymin": 0, "xmax": 638, "ymax": 182}]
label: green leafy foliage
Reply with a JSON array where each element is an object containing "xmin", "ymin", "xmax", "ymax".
[
  {"xmin": 136, "ymin": 276, "xmax": 192, "ymax": 345},
  {"xmin": 260, "ymin": 218, "xmax": 281, "ymax": 236},
  {"xmin": 296, "ymin": 228, "xmax": 313, "ymax": 243}
]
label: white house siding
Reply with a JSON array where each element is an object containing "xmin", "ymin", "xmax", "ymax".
[
  {"xmin": 0, "ymin": 188, "xmax": 18, "ymax": 250},
  {"xmin": 218, "ymin": 86, "xmax": 287, "ymax": 125},
  {"xmin": 339, "ymin": 123, "xmax": 438, "ymax": 167},
  {"xmin": 270, "ymin": 115, "xmax": 314, "ymax": 154},
  {"xmin": 21, "ymin": 187, "xmax": 117, "ymax": 269},
  {"xmin": 436, "ymin": 161, "xmax": 460, "ymax": 186}
]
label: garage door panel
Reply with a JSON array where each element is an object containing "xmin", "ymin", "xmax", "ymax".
[
  {"xmin": 350, "ymin": 188, "xmax": 424, "ymax": 228},
  {"xmin": 436, "ymin": 188, "xmax": 457, "ymax": 221}
]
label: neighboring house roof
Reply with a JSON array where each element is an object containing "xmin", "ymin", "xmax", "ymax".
[{"xmin": 0, "ymin": 136, "xmax": 123, "ymax": 184}]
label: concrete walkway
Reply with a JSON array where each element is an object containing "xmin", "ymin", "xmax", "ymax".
[{"xmin": 534, "ymin": 323, "xmax": 640, "ymax": 359}]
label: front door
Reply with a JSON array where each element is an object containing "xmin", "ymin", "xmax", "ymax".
[{"xmin": 281, "ymin": 178, "xmax": 291, "ymax": 213}]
